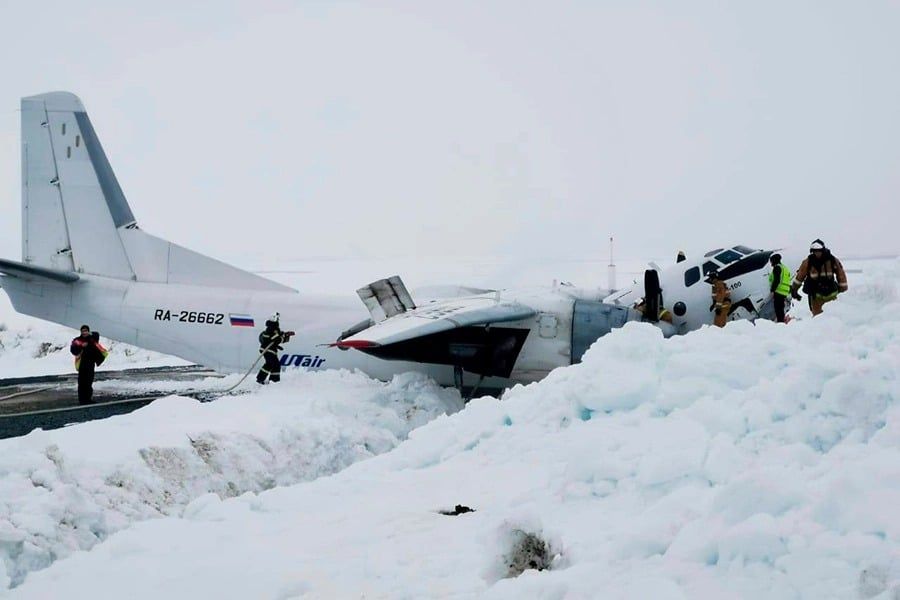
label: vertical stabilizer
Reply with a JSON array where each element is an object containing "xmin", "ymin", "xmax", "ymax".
[
  {"xmin": 19, "ymin": 91, "xmax": 294, "ymax": 292},
  {"xmin": 22, "ymin": 92, "xmax": 135, "ymax": 279}
]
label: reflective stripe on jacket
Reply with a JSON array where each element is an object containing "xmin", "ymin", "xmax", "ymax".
[
  {"xmin": 793, "ymin": 254, "xmax": 848, "ymax": 293},
  {"xmin": 259, "ymin": 330, "xmax": 285, "ymax": 355}
]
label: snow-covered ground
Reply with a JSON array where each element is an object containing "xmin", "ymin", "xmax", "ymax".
[
  {"xmin": 1, "ymin": 257, "xmax": 896, "ymax": 598},
  {"xmin": 0, "ymin": 370, "xmax": 462, "ymax": 589}
]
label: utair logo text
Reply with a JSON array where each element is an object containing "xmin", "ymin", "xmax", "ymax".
[{"xmin": 280, "ymin": 354, "xmax": 326, "ymax": 368}]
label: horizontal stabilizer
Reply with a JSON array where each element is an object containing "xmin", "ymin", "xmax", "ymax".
[
  {"xmin": 0, "ymin": 258, "xmax": 79, "ymax": 283},
  {"xmin": 336, "ymin": 295, "xmax": 535, "ymax": 348}
]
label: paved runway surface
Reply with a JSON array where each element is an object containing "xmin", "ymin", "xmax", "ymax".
[{"xmin": 0, "ymin": 366, "xmax": 222, "ymax": 439}]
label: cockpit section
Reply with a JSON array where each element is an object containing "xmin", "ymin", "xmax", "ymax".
[
  {"xmin": 717, "ymin": 249, "xmax": 773, "ymax": 280},
  {"xmin": 684, "ymin": 245, "xmax": 764, "ymax": 287}
]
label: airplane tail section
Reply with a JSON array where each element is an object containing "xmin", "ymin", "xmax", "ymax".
[
  {"xmin": 20, "ymin": 92, "xmax": 292, "ymax": 292},
  {"xmin": 22, "ymin": 92, "xmax": 133, "ymax": 278}
]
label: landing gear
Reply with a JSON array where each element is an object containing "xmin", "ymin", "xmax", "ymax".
[
  {"xmin": 454, "ymin": 365, "xmax": 464, "ymax": 391},
  {"xmin": 467, "ymin": 375, "xmax": 485, "ymax": 401},
  {"xmin": 453, "ymin": 365, "xmax": 486, "ymax": 402}
]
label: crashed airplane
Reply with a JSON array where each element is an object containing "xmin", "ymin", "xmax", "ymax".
[{"xmin": 0, "ymin": 92, "xmax": 797, "ymax": 392}]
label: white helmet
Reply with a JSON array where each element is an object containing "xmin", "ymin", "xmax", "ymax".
[{"xmin": 809, "ymin": 240, "xmax": 826, "ymax": 252}]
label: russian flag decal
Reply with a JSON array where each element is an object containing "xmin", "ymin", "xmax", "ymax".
[{"xmin": 229, "ymin": 314, "xmax": 255, "ymax": 327}]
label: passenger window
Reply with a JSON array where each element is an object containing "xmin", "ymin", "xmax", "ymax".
[
  {"xmin": 704, "ymin": 248, "xmax": 724, "ymax": 258},
  {"xmin": 702, "ymin": 261, "xmax": 718, "ymax": 276},
  {"xmin": 714, "ymin": 250, "xmax": 742, "ymax": 264},
  {"xmin": 66, "ymin": 146, "xmax": 71, "ymax": 158},
  {"xmin": 75, "ymin": 135, "xmax": 81, "ymax": 147},
  {"xmin": 684, "ymin": 266, "xmax": 700, "ymax": 287},
  {"xmin": 61, "ymin": 123, "xmax": 66, "ymax": 135}
]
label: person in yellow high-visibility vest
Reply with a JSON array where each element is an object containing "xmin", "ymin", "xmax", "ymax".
[{"xmin": 768, "ymin": 253, "xmax": 793, "ymax": 323}]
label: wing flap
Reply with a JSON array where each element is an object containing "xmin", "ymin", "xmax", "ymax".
[
  {"xmin": 336, "ymin": 296, "xmax": 536, "ymax": 348},
  {"xmin": 0, "ymin": 258, "xmax": 79, "ymax": 284}
]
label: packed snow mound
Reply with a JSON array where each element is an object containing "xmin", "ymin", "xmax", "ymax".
[
  {"xmin": 0, "ymin": 370, "xmax": 462, "ymax": 589},
  {"xmin": 11, "ymin": 259, "xmax": 899, "ymax": 599}
]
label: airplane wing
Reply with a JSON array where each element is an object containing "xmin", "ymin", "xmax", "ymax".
[
  {"xmin": 0, "ymin": 258, "xmax": 80, "ymax": 284},
  {"xmin": 335, "ymin": 296, "xmax": 536, "ymax": 348}
]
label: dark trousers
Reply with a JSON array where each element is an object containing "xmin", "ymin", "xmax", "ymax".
[
  {"xmin": 773, "ymin": 293, "xmax": 787, "ymax": 323},
  {"xmin": 257, "ymin": 352, "xmax": 281, "ymax": 383},
  {"xmin": 78, "ymin": 366, "xmax": 95, "ymax": 404}
]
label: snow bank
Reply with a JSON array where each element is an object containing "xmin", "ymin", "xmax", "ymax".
[
  {"xmin": 0, "ymin": 370, "xmax": 462, "ymax": 589},
  {"xmin": 9, "ymin": 259, "xmax": 900, "ymax": 599}
]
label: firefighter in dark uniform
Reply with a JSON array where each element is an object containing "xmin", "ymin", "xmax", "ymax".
[
  {"xmin": 70, "ymin": 325, "xmax": 109, "ymax": 404},
  {"xmin": 257, "ymin": 314, "xmax": 294, "ymax": 384},
  {"xmin": 791, "ymin": 239, "xmax": 848, "ymax": 316}
]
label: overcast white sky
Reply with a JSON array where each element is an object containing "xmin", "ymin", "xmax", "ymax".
[{"xmin": 0, "ymin": 0, "xmax": 898, "ymax": 267}]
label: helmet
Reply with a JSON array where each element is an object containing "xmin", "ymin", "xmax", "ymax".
[
  {"xmin": 809, "ymin": 239, "xmax": 826, "ymax": 252},
  {"xmin": 770, "ymin": 253, "xmax": 782, "ymax": 263}
]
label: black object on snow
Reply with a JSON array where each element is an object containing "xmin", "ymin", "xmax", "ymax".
[{"xmin": 438, "ymin": 504, "xmax": 475, "ymax": 516}]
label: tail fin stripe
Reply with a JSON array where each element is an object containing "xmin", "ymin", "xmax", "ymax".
[{"xmin": 73, "ymin": 111, "xmax": 135, "ymax": 228}]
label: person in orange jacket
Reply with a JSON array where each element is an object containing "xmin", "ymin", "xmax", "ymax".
[
  {"xmin": 69, "ymin": 324, "xmax": 109, "ymax": 404},
  {"xmin": 709, "ymin": 271, "xmax": 731, "ymax": 327},
  {"xmin": 791, "ymin": 239, "xmax": 848, "ymax": 316}
]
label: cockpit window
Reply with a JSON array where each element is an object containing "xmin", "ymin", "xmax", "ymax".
[
  {"xmin": 684, "ymin": 266, "xmax": 700, "ymax": 287},
  {"xmin": 703, "ymin": 248, "xmax": 724, "ymax": 258},
  {"xmin": 702, "ymin": 261, "xmax": 718, "ymax": 276},
  {"xmin": 717, "ymin": 251, "xmax": 774, "ymax": 280},
  {"xmin": 714, "ymin": 249, "xmax": 742, "ymax": 265},
  {"xmin": 732, "ymin": 245, "xmax": 757, "ymax": 254}
]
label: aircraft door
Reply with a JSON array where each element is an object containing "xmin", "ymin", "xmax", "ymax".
[{"xmin": 571, "ymin": 300, "xmax": 632, "ymax": 363}]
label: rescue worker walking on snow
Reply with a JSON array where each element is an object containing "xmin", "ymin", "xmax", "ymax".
[
  {"xmin": 709, "ymin": 271, "xmax": 731, "ymax": 328},
  {"xmin": 69, "ymin": 325, "xmax": 109, "ymax": 404},
  {"xmin": 768, "ymin": 253, "xmax": 792, "ymax": 323},
  {"xmin": 256, "ymin": 314, "xmax": 294, "ymax": 384},
  {"xmin": 791, "ymin": 239, "xmax": 848, "ymax": 316}
]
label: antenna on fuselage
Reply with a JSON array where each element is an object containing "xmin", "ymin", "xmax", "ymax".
[{"xmin": 607, "ymin": 236, "xmax": 617, "ymax": 291}]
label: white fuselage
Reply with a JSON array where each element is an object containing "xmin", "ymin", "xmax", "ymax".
[
  {"xmin": 2, "ymin": 246, "xmax": 801, "ymax": 389},
  {"xmin": 1, "ymin": 274, "xmax": 588, "ymax": 388}
]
